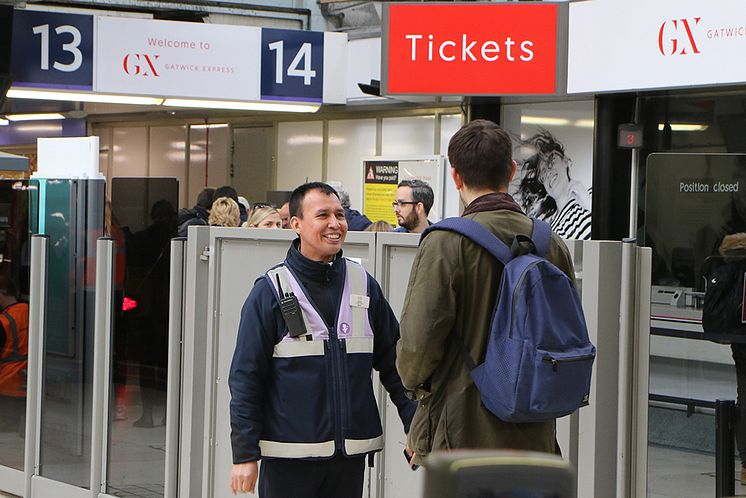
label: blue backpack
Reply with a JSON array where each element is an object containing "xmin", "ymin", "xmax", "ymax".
[{"xmin": 422, "ymin": 217, "xmax": 595, "ymax": 423}]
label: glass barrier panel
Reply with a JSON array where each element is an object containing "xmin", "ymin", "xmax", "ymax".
[
  {"xmin": 0, "ymin": 179, "xmax": 35, "ymax": 471},
  {"xmin": 643, "ymin": 153, "xmax": 746, "ymax": 496},
  {"xmin": 31, "ymin": 178, "xmax": 104, "ymax": 488},
  {"xmin": 107, "ymin": 177, "xmax": 178, "ymax": 497}
]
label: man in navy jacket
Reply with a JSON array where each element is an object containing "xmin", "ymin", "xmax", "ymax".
[{"xmin": 229, "ymin": 182, "xmax": 414, "ymax": 497}]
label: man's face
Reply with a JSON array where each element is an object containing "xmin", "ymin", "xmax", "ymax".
[
  {"xmin": 278, "ymin": 202, "xmax": 290, "ymax": 228},
  {"xmin": 291, "ymin": 189, "xmax": 348, "ymax": 263},
  {"xmin": 393, "ymin": 186, "xmax": 420, "ymax": 231}
]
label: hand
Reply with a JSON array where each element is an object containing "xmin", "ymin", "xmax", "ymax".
[
  {"xmin": 231, "ymin": 461, "xmax": 258, "ymax": 495},
  {"xmin": 404, "ymin": 446, "xmax": 419, "ymax": 470}
]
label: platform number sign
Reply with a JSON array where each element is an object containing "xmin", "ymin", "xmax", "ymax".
[
  {"xmin": 617, "ymin": 123, "xmax": 643, "ymax": 149},
  {"xmin": 11, "ymin": 10, "xmax": 94, "ymax": 90},
  {"xmin": 261, "ymin": 29, "xmax": 323, "ymax": 103}
]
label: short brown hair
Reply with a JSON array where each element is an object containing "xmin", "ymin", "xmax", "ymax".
[{"xmin": 447, "ymin": 119, "xmax": 513, "ymax": 190}]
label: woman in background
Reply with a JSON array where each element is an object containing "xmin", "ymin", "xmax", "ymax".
[
  {"xmin": 209, "ymin": 197, "xmax": 241, "ymax": 228},
  {"xmin": 365, "ymin": 220, "xmax": 393, "ymax": 232},
  {"xmin": 243, "ymin": 206, "xmax": 282, "ymax": 229}
]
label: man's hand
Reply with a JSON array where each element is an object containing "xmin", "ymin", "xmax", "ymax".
[
  {"xmin": 231, "ymin": 461, "xmax": 258, "ymax": 495},
  {"xmin": 404, "ymin": 445, "xmax": 419, "ymax": 470}
]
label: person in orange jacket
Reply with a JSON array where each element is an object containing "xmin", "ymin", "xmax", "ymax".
[{"xmin": 0, "ymin": 274, "xmax": 29, "ymax": 433}]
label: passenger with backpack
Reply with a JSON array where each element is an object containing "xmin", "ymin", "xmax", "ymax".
[{"xmin": 396, "ymin": 119, "xmax": 594, "ymax": 467}]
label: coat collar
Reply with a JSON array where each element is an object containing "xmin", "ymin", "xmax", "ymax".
[
  {"xmin": 286, "ymin": 238, "xmax": 344, "ymax": 283},
  {"xmin": 462, "ymin": 192, "xmax": 524, "ymax": 216}
]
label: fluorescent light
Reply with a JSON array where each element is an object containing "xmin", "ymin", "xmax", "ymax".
[
  {"xmin": 163, "ymin": 98, "xmax": 320, "ymax": 113},
  {"xmin": 658, "ymin": 123, "xmax": 709, "ymax": 132},
  {"xmin": 287, "ymin": 135, "xmax": 323, "ymax": 145},
  {"xmin": 15, "ymin": 124, "xmax": 62, "ymax": 133},
  {"xmin": 7, "ymin": 88, "xmax": 164, "ymax": 106},
  {"xmin": 521, "ymin": 116, "xmax": 570, "ymax": 126},
  {"xmin": 0, "ymin": 119, "xmax": 7, "ymax": 126},
  {"xmin": 190, "ymin": 123, "xmax": 229, "ymax": 129},
  {"xmin": 574, "ymin": 119, "xmax": 595, "ymax": 128},
  {"xmin": 4, "ymin": 113, "xmax": 65, "ymax": 122}
]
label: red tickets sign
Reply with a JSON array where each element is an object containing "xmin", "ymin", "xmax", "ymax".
[{"xmin": 383, "ymin": 3, "xmax": 558, "ymax": 95}]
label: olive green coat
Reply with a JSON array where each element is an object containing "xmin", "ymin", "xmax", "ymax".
[{"xmin": 396, "ymin": 209, "xmax": 577, "ymax": 465}]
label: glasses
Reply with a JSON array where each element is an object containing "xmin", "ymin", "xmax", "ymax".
[
  {"xmin": 252, "ymin": 202, "xmax": 272, "ymax": 209},
  {"xmin": 392, "ymin": 201, "xmax": 418, "ymax": 208}
]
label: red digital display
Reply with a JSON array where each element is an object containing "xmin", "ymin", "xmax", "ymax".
[
  {"xmin": 384, "ymin": 3, "xmax": 557, "ymax": 95},
  {"xmin": 617, "ymin": 124, "xmax": 643, "ymax": 149}
]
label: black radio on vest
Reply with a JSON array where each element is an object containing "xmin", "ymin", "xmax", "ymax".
[{"xmin": 275, "ymin": 273, "xmax": 307, "ymax": 338}]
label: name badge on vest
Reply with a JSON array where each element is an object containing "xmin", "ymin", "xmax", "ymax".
[{"xmin": 350, "ymin": 294, "xmax": 370, "ymax": 309}]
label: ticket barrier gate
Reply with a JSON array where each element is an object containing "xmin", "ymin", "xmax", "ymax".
[{"xmin": 176, "ymin": 227, "xmax": 651, "ymax": 498}]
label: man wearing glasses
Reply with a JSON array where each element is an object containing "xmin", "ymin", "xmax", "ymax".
[{"xmin": 392, "ymin": 179, "xmax": 434, "ymax": 234}]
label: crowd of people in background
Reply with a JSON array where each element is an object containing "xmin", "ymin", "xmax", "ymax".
[{"xmin": 177, "ymin": 179, "xmax": 437, "ymax": 236}]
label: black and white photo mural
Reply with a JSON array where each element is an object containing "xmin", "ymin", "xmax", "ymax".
[{"xmin": 502, "ymin": 101, "xmax": 595, "ymax": 240}]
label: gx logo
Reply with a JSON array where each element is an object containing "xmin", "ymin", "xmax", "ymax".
[
  {"xmin": 122, "ymin": 53, "xmax": 160, "ymax": 76},
  {"xmin": 658, "ymin": 18, "xmax": 702, "ymax": 56}
]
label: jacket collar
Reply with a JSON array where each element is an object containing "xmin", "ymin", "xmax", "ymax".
[
  {"xmin": 462, "ymin": 192, "xmax": 524, "ymax": 216},
  {"xmin": 286, "ymin": 238, "xmax": 344, "ymax": 283}
]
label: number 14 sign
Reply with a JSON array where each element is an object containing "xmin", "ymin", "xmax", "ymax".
[{"xmin": 261, "ymin": 28, "xmax": 323, "ymax": 103}]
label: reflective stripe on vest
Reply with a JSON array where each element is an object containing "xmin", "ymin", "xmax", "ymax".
[
  {"xmin": 259, "ymin": 439, "xmax": 336, "ymax": 459},
  {"xmin": 344, "ymin": 435, "xmax": 384, "ymax": 455},
  {"xmin": 258, "ymin": 436, "xmax": 384, "ymax": 458},
  {"xmin": 267, "ymin": 259, "xmax": 373, "ymax": 359}
]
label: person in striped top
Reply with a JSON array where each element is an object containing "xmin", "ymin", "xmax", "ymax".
[{"xmin": 515, "ymin": 129, "xmax": 592, "ymax": 240}]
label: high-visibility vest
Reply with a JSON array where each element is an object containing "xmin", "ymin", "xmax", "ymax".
[
  {"xmin": 0, "ymin": 302, "xmax": 29, "ymax": 397},
  {"xmin": 258, "ymin": 259, "xmax": 381, "ymax": 458}
]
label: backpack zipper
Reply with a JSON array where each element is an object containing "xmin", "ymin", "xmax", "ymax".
[
  {"xmin": 509, "ymin": 259, "xmax": 542, "ymax": 338},
  {"xmin": 542, "ymin": 354, "xmax": 595, "ymax": 372}
]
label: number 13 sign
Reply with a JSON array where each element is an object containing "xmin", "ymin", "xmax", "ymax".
[
  {"xmin": 261, "ymin": 28, "xmax": 323, "ymax": 103},
  {"xmin": 11, "ymin": 10, "xmax": 94, "ymax": 90}
]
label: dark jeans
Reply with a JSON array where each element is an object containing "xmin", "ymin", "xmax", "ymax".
[
  {"xmin": 258, "ymin": 454, "xmax": 365, "ymax": 498},
  {"xmin": 733, "ymin": 344, "xmax": 746, "ymax": 467}
]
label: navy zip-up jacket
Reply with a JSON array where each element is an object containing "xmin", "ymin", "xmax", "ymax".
[{"xmin": 229, "ymin": 239, "xmax": 415, "ymax": 463}]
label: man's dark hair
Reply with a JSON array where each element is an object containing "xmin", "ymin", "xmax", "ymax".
[
  {"xmin": 398, "ymin": 179, "xmax": 434, "ymax": 215},
  {"xmin": 289, "ymin": 182, "xmax": 340, "ymax": 218},
  {"xmin": 196, "ymin": 188, "xmax": 215, "ymax": 210},
  {"xmin": 213, "ymin": 185, "xmax": 238, "ymax": 204},
  {"xmin": 447, "ymin": 119, "xmax": 513, "ymax": 190}
]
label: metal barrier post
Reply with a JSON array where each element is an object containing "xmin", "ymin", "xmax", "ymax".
[
  {"xmin": 91, "ymin": 238, "xmax": 115, "ymax": 493},
  {"xmin": 25, "ymin": 235, "xmax": 49, "ymax": 497},
  {"xmin": 165, "ymin": 238, "xmax": 186, "ymax": 498},
  {"xmin": 716, "ymin": 399, "xmax": 736, "ymax": 498}
]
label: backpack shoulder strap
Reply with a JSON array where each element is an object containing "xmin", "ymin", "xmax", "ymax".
[
  {"xmin": 421, "ymin": 217, "xmax": 512, "ymax": 265},
  {"xmin": 530, "ymin": 218, "xmax": 552, "ymax": 258}
]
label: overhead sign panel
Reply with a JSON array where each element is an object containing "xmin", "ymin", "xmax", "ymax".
[
  {"xmin": 261, "ymin": 28, "xmax": 324, "ymax": 103},
  {"xmin": 95, "ymin": 16, "xmax": 261, "ymax": 100},
  {"xmin": 382, "ymin": 3, "xmax": 558, "ymax": 96},
  {"xmin": 11, "ymin": 10, "xmax": 94, "ymax": 90},
  {"xmin": 568, "ymin": 0, "xmax": 746, "ymax": 93}
]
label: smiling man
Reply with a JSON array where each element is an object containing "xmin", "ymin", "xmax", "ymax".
[{"xmin": 229, "ymin": 182, "xmax": 415, "ymax": 497}]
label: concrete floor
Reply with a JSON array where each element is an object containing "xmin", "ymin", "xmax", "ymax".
[{"xmin": 648, "ymin": 445, "xmax": 746, "ymax": 498}]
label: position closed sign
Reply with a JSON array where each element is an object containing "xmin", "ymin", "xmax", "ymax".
[{"xmin": 383, "ymin": 3, "xmax": 558, "ymax": 95}]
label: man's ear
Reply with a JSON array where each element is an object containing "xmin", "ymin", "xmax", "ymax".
[
  {"xmin": 509, "ymin": 160, "xmax": 517, "ymax": 182},
  {"xmin": 290, "ymin": 216, "xmax": 302, "ymax": 233},
  {"xmin": 450, "ymin": 167, "xmax": 463, "ymax": 190}
]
